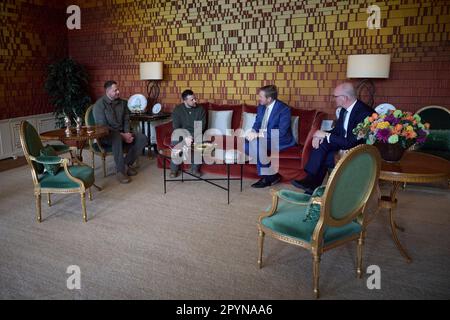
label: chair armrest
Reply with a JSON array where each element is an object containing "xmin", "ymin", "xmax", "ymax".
[
  {"xmin": 155, "ymin": 121, "xmax": 173, "ymax": 150},
  {"xmin": 277, "ymin": 189, "xmax": 312, "ymax": 204},
  {"xmin": 300, "ymin": 112, "xmax": 327, "ymax": 169},
  {"xmin": 29, "ymin": 155, "xmax": 64, "ymax": 165}
]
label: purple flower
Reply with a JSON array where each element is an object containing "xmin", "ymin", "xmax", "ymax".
[
  {"xmin": 416, "ymin": 129, "xmax": 427, "ymax": 144},
  {"xmin": 376, "ymin": 128, "xmax": 391, "ymax": 142},
  {"xmin": 384, "ymin": 114, "xmax": 400, "ymax": 126}
]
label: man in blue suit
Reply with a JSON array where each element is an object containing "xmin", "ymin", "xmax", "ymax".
[
  {"xmin": 292, "ymin": 82, "xmax": 373, "ymax": 194},
  {"xmin": 245, "ymin": 85, "xmax": 296, "ymax": 188}
]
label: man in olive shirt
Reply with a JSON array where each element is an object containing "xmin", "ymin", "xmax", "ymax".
[
  {"xmin": 93, "ymin": 80, "xmax": 147, "ymax": 183},
  {"xmin": 170, "ymin": 89, "xmax": 206, "ymax": 177}
]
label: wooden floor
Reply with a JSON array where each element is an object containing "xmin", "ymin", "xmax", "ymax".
[{"xmin": 0, "ymin": 157, "xmax": 27, "ymax": 173}]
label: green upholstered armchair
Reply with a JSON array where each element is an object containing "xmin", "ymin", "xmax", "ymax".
[
  {"xmin": 257, "ymin": 144, "xmax": 381, "ymax": 298},
  {"xmin": 85, "ymin": 104, "xmax": 113, "ymax": 177},
  {"xmin": 415, "ymin": 105, "xmax": 450, "ymax": 161},
  {"xmin": 19, "ymin": 121, "xmax": 95, "ymax": 222}
]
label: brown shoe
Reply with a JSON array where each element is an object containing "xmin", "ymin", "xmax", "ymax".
[
  {"xmin": 127, "ymin": 167, "xmax": 137, "ymax": 176},
  {"xmin": 169, "ymin": 170, "xmax": 179, "ymax": 178},
  {"xmin": 117, "ymin": 171, "xmax": 131, "ymax": 184}
]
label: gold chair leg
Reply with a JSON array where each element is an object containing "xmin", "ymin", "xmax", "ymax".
[
  {"xmin": 313, "ymin": 254, "xmax": 321, "ymax": 299},
  {"xmin": 47, "ymin": 193, "xmax": 51, "ymax": 207},
  {"xmin": 257, "ymin": 229, "xmax": 265, "ymax": 269},
  {"xmin": 357, "ymin": 235, "xmax": 364, "ymax": 278},
  {"xmin": 35, "ymin": 193, "xmax": 42, "ymax": 223},
  {"xmin": 81, "ymin": 192, "xmax": 87, "ymax": 222},
  {"xmin": 91, "ymin": 151, "xmax": 95, "ymax": 169},
  {"xmin": 102, "ymin": 156, "xmax": 106, "ymax": 177},
  {"xmin": 88, "ymin": 188, "xmax": 93, "ymax": 201}
]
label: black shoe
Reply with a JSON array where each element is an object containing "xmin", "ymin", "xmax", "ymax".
[
  {"xmin": 291, "ymin": 179, "xmax": 314, "ymax": 194},
  {"xmin": 251, "ymin": 178, "xmax": 269, "ymax": 188},
  {"xmin": 265, "ymin": 173, "xmax": 281, "ymax": 186}
]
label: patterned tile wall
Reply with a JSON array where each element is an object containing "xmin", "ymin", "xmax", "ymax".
[
  {"xmin": 0, "ymin": 0, "xmax": 67, "ymax": 120},
  {"xmin": 1, "ymin": 0, "xmax": 449, "ymax": 120},
  {"xmin": 67, "ymin": 0, "xmax": 450, "ymax": 115}
]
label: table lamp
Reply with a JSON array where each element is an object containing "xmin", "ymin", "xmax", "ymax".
[
  {"xmin": 347, "ymin": 54, "xmax": 391, "ymax": 107},
  {"xmin": 140, "ymin": 62, "xmax": 163, "ymax": 112}
]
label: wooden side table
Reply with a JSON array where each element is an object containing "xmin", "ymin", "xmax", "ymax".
[
  {"xmin": 40, "ymin": 125, "xmax": 109, "ymax": 190},
  {"xmin": 129, "ymin": 112, "xmax": 171, "ymax": 158},
  {"xmin": 377, "ymin": 151, "xmax": 450, "ymax": 263}
]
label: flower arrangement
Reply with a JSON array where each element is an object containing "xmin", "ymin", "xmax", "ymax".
[{"xmin": 353, "ymin": 109, "xmax": 430, "ymax": 148}]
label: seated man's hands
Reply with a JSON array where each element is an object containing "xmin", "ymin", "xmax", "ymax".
[
  {"xmin": 312, "ymin": 136, "xmax": 323, "ymax": 149},
  {"xmin": 184, "ymin": 136, "xmax": 193, "ymax": 146},
  {"xmin": 246, "ymin": 131, "xmax": 259, "ymax": 142},
  {"xmin": 312, "ymin": 130, "xmax": 329, "ymax": 149},
  {"xmin": 121, "ymin": 132, "xmax": 134, "ymax": 144}
]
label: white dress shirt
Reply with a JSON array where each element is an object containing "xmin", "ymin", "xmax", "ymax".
[
  {"xmin": 260, "ymin": 100, "xmax": 276, "ymax": 131},
  {"xmin": 343, "ymin": 99, "xmax": 357, "ymax": 138},
  {"xmin": 326, "ymin": 99, "xmax": 357, "ymax": 142}
]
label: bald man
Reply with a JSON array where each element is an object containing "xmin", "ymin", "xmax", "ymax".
[{"xmin": 292, "ymin": 82, "xmax": 373, "ymax": 194}]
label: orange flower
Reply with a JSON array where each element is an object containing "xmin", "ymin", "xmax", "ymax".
[
  {"xmin": 405, "ymin": 131, "xmax": 417, "ymax": 139},
  {"xmin": 424, "ymin": 123, "xmax": 430, "ymax": 129},
  {"xmin": 371, "ymin": 113, "xmax": 378, "ymax": 120},
  {"xmin": 370, "ymin": 124, "xmax": 377, "ymax": 132},
  {"xmin": 368, "ymin": 117, "xmax": 374, "ymax": 123}
]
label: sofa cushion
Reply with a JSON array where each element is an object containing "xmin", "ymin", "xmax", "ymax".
[
  {"xmin": 206, "ymin": 103, "xmax": 242, "ymax": 130},
  {"xmin": 291, "ymin": 108, "xmax": 317, "ymax": 146},
  {"xmin": 241, "ymin": 111, "xmax": 257, "ymax": 135},
  {"xmin": 278, "ymin": 145, "xmax": 302, "ymax": 159},
  {"xmin": 208, "ymin": 110, "xmax": 234, "ymax": 136}
]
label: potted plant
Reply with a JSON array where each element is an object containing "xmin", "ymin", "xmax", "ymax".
[
  {"xmin": 353, "ymin": 109, "xmax": 430, "ymax": 162},
  {"xmin": 44, "ymin": 58, "xmax": 91, "ymax": 128}
]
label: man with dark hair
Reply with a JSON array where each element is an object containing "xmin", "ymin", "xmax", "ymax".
[
  {"xmin": 245, "ymin": 85, "xmax": 296, "ymax": 188},
  {"xmin": 93, "ymin": 80, "xmax": 147, "ymax": 183},
  {"xmin": 291, "ymin": 82, "xmax": 373, "ymax": 194},
  {"xmin": 170, "ymin": 89, "xmax": 206, "ymax": 178}
]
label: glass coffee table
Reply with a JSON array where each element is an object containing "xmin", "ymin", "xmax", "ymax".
[{"xmin": 158, "ymin": 147, "xmax": 248, "ymax": 204}]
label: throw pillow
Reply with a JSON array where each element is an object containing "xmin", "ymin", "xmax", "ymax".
[
  {"xmin": 39, "ymin": 145, "xmax": 61, "ymax": 176},
  {"xmin": 291, "ymin": 116, "xmax": 299, "ymax": 144},
  {"xmin": 208, "ymin": 110, "xmax": 233, "ymax": 136}
]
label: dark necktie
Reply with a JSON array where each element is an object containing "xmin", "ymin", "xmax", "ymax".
[{"xmin": 340, "ymin": 108, "xmax": 348, "ymax": 137}]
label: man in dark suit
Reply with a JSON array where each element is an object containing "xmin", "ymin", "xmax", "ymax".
[
  {"xmin": 292, "ymin": 82, "xmax": 373, "ymax": 194},
  {"xmin": 245, "ymin": 85, "xmax": 296, "ymax": 188}
]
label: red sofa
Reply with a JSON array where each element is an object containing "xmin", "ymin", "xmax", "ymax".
[{"xmin": 155, "ymin": 102, "xmax": 326, "ymax": 182}]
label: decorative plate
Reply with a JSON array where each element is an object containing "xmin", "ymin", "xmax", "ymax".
[
  {"xmin": 375, "ymin": 103, "xmax": 396, "ymax": 115},
  {"xmin": 152, "ymin": 103, "xmax": 162, "ymax": 114},
  {"xmin": 127, "ymin": 94, "xmax": 147, "ymax": 113}
]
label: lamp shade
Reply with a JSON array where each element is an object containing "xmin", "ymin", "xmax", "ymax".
[
  {"xmin": 140, "ymin": 62, "xmax": 163, "ymax": 80},
  {"xmin": 347, "ymin": 54, "xmax": 391, "ymax": 78}
]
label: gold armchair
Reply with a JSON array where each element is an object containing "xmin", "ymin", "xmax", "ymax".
[
  {"xmin": 257, "ymin": 144, "xmax": 381, "ymax": 298},
  {"xmin": 19, "ymin": 121, "xmax": 95, "ymax": 222}
]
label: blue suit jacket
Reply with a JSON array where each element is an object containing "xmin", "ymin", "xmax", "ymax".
[
  {"xmin": 329, "ymin": 100, "xmax": 373, "ymax": 150},
  {"xmin": 252, "ymin": 100, "xmax": 296, "ymax": 150}
]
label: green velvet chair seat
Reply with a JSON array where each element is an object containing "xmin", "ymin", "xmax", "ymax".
[
  {"xmin": 50, "ymin": 144, "xmax": 72, "ymax": 154},
  {"xmin": 261, "ymin": 201, "xmax": 362, "ymax": 245},
  {"xmin": 277, "ymin": 189, "xmax": 312, "ymax": 204},
  {"xmin": 39, "ymin": 165, "xmax": 94, "ymax": 189}
]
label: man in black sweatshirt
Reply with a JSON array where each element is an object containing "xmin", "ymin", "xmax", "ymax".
[{"xmin": 170, "ymin": 89, "xmax": 206, "ymax": 178}]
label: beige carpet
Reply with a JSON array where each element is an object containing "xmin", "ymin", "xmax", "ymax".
[{"xmin": 0, "ymin": 153, "xmax": 449, "ymax": 300}]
